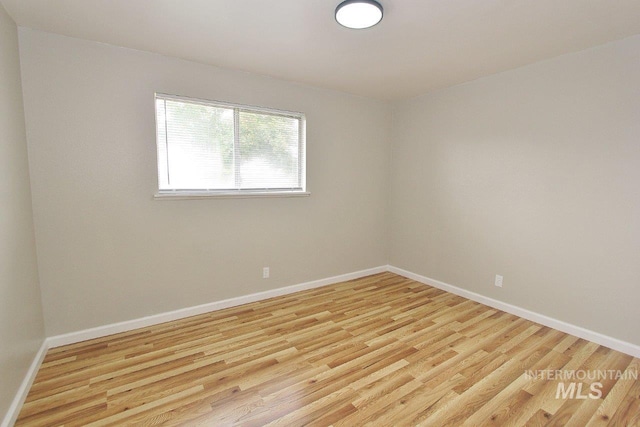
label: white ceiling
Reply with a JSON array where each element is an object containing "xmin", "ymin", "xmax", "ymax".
[{"xmin": 3, "ymin": 0, "xmax": 640, "ymax": 100}]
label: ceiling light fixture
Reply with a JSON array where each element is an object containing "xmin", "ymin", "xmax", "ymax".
[{"xmin": 335, "ymin": 0, "xmax": 383, "ymax": 30}]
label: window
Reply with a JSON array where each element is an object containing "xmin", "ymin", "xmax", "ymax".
[{"xmin": 155, "ymin": 93, "xmax": 307, "ymax": 198}]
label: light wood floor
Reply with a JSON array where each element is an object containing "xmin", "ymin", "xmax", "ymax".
[{"xmin": 16, "ymin": 273, "xmax": 640, "ymax": 426}]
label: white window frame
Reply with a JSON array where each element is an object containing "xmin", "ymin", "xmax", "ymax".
[{"xmin": 154, "ymin": 93, "xmax": 309, "ymax": 199}]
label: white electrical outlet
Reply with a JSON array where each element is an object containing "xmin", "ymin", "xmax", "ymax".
[
  {"xmin": 263, "ymin": 267, "xmax": 270, "ymax": 279},
  {"xmin": 495, "ymin": 274, "xmax": 503, "ymax": 287}
]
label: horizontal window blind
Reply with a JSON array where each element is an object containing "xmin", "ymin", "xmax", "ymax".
[{"xmin": 155, "ymin": 94, "xmax": 305, "ymax": 194}]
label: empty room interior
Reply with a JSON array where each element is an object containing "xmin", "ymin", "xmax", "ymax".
[{"xmin": 1, "ymin": 0, "xmax": 639, "ymax": 425}]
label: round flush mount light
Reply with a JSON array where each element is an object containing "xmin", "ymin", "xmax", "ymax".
[{"xmin": 335, "ymin": 0, "xmax": 383, "ymax": 29}]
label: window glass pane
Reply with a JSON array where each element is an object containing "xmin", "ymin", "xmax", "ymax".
[
  {"xmin": 238, "ymin": 111, "xmax": 300, "ymax": 189},
  {"xmin": 155, "ymin": 94, "xmax": 305, "ymax": 194},
  {"xmin": 156, "ymin": 99, "xmax": 169, "ymax": 189},
  {"xmin": 160, "ymin": 100, "xmax": 234, "ymax": 190}
]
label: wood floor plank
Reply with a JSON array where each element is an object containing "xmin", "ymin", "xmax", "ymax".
[{"xmin": 15, "ymin": 272, "xmax": 640, "ymax": 426}]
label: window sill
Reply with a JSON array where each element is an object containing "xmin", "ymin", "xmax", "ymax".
[{"xmin": 154, "ymin": 191, "xmax": 311, "ymax": 200}]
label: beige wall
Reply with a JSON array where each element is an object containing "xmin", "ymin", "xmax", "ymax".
[
  {"xmin": 389, "ymin": 35, "xmax": 640, "ymax": 345},
  {"xmin": 18, "ymin": 29, "xmax": 391, "ymax": 336},
  {"xmin": 0, "ymin": 4, "xmax": 45, "ymax": 420},
  {"xmin": 13, "ymin": 25, "xmax": 640, "ymax": 349}
]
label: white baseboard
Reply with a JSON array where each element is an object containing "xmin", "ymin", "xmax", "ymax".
[
  {"xmin": 387, "ymin": 265, "xmax": 640, "ymax": 359},
  {"xmin": 47, "ymin": 265, "xmax": 388, "ymax": 348},
  {"xmin": 1, "ymin": 340, "xmax": 48, "ymax": 427}
]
